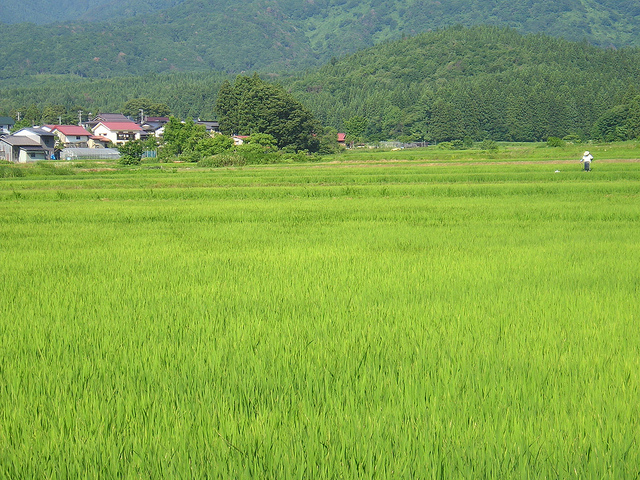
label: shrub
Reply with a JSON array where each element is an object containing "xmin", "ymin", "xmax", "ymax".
[
  {"xmin": 479, "ymin": 139, "xmax": 498, "ymax": 151},
  {"xmin": 546, "ymin": 137, "xmax": 565, "ymax": 147},
  {"xmin": 178, "ymin": 151, "xmax": 203, "ymax": 163},
  {"xmin": 118, "ymin": 140, "xmax": 145, "ymax": 165}
]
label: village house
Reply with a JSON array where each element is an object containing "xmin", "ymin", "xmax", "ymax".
[
  {"xmin": 0, "ymin": 116, "xmax": 15, "ymax": 135},
  {"xmin": 84, "ymin": 113, "xmax": 131, "ymax": 131},
  {"xmin": 92, "ymin": 121, "xmax": 142, "ymax": 145},
  {"xmin": 232, "ymin": 135, "xmax": 250, "ymax": 145},
  {"xmin": 46, "ymin": 125, "xmax": 92, "ymax": 148},
  {"xmin": 0, "ymin": 135, "xmax": 51, "ymax": 162},
  {"xmin": 0, "ymin": 127, "xmax": 55, "ymax": 162},
  {"xmin": 13, "ymin": 127, "xmax": 56, "ymax": 155},
  {"xmin": 140, "ymin": 117, "xmax": 170, "ymax": 138},
  {"xmin": 88, "ymin": 135, "xmax": 111, "ymax": 148},
  {"xmin": 196, "ymin": 120, "xmax": 220, "ymax": 133}
]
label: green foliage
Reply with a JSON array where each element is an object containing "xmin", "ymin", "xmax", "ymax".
[
  {"xmin": 160, "ymin": 117, "xmax": 208, "ymax": 160},
  {"xmin": 317, "ymin": 126, "xmax": 342, "ymax": 154},
  {"xmin": 478, "ymin": 139, "xmax": 498, "ymax": 151},
  {"xmin": 547, "ymin": 137, "xmax": 566, "ymax": 147},
  {"xmin": 0, "ymin": 165, "xmax": 25, "ymax": 178},
  {"xmin": 194, "ymin": 135, "xmax": 235, "ymax": 157},
  {"xmin": 3, "ymin": 27, "xmax": 640, "ymax": 145},
  {"xmin": 121, "ymin": 98, "xmax": 171, "ymax": 119},
  {"xmin": 245, "ymin": 133, "xmax": 277, "ymax": 149},
  {"xmin": 288, "ymin": 26, "xmax": 640, "ymax": 142},
  {"xmin": 198, "ymin": 153, "xmax": 245, "ymax": 168},
  {"xmin": 216, "ymin": 74, "xmax": 320, "ymax": 152},
  {"xmin": 592, "ymin": 105, "xmax": 632, "ymax": 142},
  {"xmin": 344, "ymin": 115, "xmax": 368, "ymax": 144},
  {"xmin": 562, "ymin": 134, "xmax": 582, "ymax": 144},
  {"xmin": 117, "ymin": 140, "xmax": 144, "ymax": 165}
]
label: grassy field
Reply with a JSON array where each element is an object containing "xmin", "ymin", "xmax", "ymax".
[{"xmin": 1, "ymin": 146, "xmax": 639, "ymax": 478}]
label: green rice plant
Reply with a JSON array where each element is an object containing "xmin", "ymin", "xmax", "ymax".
[
  {"xmin": 0, "ymin": 165, "xmax": 25, "ymax": 178},
  {"xmin": 0, "ymin": 153, "xmax": 639, "ymax": 478}
]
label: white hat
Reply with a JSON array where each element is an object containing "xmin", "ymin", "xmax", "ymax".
[{"xmin": 584, "ymin": 151, "xmax": 590, "ymax": 155}]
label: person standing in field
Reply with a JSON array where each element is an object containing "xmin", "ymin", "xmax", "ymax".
[{"xmin": 581, "ymin": 151, "xmax": 593, "ymax": 171}]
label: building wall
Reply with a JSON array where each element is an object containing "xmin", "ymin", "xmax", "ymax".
[
  {"xmin": 92, "ymin": 126, "xmax": 140, "ymax": 145},
  {"xmin": 18, "ymin": 150, "xmax": 47, "ymax": 163}
]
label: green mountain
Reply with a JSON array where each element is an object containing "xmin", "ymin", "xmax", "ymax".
[
  {"xmin": 1, "ymin": 0, "xmax": 640, "ymax": 78},
  {"xmin": 285, "ymin": 25, "xmax": 640, "ymax": 142},
  {"xmin": 0, "ymin": 0, "xmax": 183, "ymax": 25},
  {"xmin": 3, "ymin": 26, "xmax": 640, "ymax": 143}
]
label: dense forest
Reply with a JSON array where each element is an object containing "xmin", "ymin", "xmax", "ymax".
[
  {"xmin": 2, "ymin": 0, "xmax": 640, "ymax": 77},
  {"xmin": 3, "ymin": 26, "xmax": 640, "ymax": 143},
  {"xmin": 286, "ymin": 26, "xmax": 640, "ymax": 142}
]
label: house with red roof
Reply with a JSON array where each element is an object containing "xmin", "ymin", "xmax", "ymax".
[
  {"xmin": 48, "ymin": 125, "xmax": 92, "ymax": 148},
  {"xmin": 91, "ymin": 121, "xmax": 142, "ymax": 145}
]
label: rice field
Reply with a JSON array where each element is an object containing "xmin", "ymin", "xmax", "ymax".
[{"xmin": 1, "ymin": 153, "xmax": 639, "ymax": 478}]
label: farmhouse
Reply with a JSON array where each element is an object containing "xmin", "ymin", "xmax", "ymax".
[
  {"xmin": 0, "ymin": 135, "xmax": 51, "ymax": 162},
  {"xmin": 47, "ymin": 125, "xmax": 92, "ymax": 148},
  {"xmin": 196, "ymin": 120, "xmax": 220, "ymax": 133},
  {"xmin": 140, "ymin": 117, "xmax": 170, "ymax": 138},
  {"xmin": 92, "ymin": 121, "xmax": 142, "ymax": 145},
  {"xmin": 84, "ymin": 113, "xmax": 130, "ymax": 131}
]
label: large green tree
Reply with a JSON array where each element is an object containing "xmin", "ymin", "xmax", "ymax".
[
  {"xmin": 216, "ymin": 74, "xmax": 320, "ymax": 152},
  {"xmin": 159, "ymin": 117, "xmax": 209, "ymax": 160}
]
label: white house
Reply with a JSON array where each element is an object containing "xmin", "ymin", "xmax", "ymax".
[{"xmin": 92, "ymin": 121, "xmax": 143, "ymax": 145}]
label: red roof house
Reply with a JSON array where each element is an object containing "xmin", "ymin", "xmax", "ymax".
[{"xmin": 48, "ymin": 125, "xmax": 93, "ymax": 147}]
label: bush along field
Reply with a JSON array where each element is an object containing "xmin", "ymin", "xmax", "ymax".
[{"xmin": 1, "ymin": 147, "xmax": 639, "ymax": 477}]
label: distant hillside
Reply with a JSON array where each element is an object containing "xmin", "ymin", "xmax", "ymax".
[
  {"xmin": 285, "ymin": 25, "xmax": 640, "ymax": 142},
  {"xmin": 1, "ymin": 0, "xmax": 640, "ymax": 78},
  {"xmin": 0, "ymin": 0, "xmax": 182, "ymax": 24},
  {"xmin": 3, "ymin": 26, "xmax": 640, "ymax": 143}
]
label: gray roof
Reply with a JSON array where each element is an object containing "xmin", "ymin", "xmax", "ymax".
[
  {"xmin": 0, "ymin": 116, "xmax": 15, "ymax": 125},
  {"xmin": 13, "ymin": 127, "xmax": 55, "ymax": 137},
  {"xmin": 94, "ymin": 113, "xmax": 130, "ymax": 122},
  {"xmin": 0, "ymin": 135, "xmax": 43, "ymax": 147}
]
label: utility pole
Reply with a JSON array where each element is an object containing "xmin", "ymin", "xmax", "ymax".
[
  {"xmin": 17, "ymin": 112, "xmax": 21, "ymax": 122},
  {"xmin": 139, "ymin": 109, "xmax": 145, "ymax": 124},
  {"xmin": 78, "ymin": 110, "xmax": 83, "ymax": 127}
]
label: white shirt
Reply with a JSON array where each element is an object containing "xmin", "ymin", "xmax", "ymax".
[{"xmin": 582, "ymin": 153, "xmax": 593, "ymax": 163}]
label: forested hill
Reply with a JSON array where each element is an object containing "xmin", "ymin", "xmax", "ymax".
[
  {"xmin": 3, "ymin": 26, "xmax": 640, "ymax": 143},
  {"xmin": 286, "ymin": 26, "xmax": 640, "ymax": 142},
  {"xmin": 2, "ymin": 0, "xmax": 640, "ymax": 77}
]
